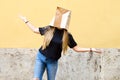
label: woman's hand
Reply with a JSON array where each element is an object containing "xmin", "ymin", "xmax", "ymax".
[
  {"xmin": 19, "ymin": 15, "xmax": 28, "ymax": 23},
  {"xmin": 91, "ymin": 48, "xmax": 102, "ymax": 54}
]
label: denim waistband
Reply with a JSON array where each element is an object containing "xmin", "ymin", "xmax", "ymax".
[{"xmin": 36, "ymin": 51, "xmax": 57, "ymax": 63}]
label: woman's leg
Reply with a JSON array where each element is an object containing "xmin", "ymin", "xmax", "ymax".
[
  {"xmin": 33, "ymin": 52, "xmax": 46, "ymax": 80},
  {"xmin": 46, "ymin": 60, "xmax": 58, "ymax": 80}
]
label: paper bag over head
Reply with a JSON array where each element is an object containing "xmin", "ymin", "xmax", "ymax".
[{"xmin": 49, "ymin": 7, "xmax": 71, "ymax": 30}]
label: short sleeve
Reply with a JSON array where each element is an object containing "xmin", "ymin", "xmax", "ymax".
[
  {"xmin": 68, "ymin": 33, "xmax": 77, "ymax": 48},
  {"xmin": 39, "ymin": 25, "xmax": 51, "ymax": 35}
]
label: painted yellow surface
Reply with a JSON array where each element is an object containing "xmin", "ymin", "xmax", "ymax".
[{"xmin": 0, "ymin": 0, "xmax": 120, "ymax": 48}]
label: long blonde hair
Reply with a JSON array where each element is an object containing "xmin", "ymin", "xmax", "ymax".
[{"xmin": 42, "ymin": 27, "xmax": 69, "ymax": 54}]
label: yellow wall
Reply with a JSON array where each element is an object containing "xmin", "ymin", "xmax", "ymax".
[{"xmin": 0, "ymin": 0, "xmax": 120, "ymax": 48}]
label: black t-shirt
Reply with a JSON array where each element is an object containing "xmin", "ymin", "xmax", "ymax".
[{"xmin": 39, "ymin": 25, "xmax": 77, "ymax": 60}]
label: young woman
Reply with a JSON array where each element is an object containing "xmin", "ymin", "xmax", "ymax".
[{"xmin": 19, "ymin": 7, "xmax": 101, "ymax": 80}]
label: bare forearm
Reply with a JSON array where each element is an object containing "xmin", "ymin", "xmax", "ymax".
[
  {"xmin": 77, "ymin": 48, "xmax": 90, "ymax": 52},
  {"xmin": 19, "ymin": 15, "xmax": 39, "ymax": 33},
  {"xmin": 73, "ymin": 45, "xmax": 102, "ymax": 53},
  {"xmin": 73, "ymin": 46, "xmax": 90, "ymax": 52},
  {"xmin": 25, "ymin": 21, "xmax": 39, "ymax": 33}
]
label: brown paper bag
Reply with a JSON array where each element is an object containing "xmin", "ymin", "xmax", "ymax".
[{"xmin": 49, "ymin": 7, "xmax": 71, "ymax": 30}]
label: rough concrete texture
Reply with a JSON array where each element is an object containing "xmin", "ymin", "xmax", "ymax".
[
  {"xmin": 101, "ymin": 49, "xmax": 120, "ymax": 80},
  {"xmin": 0, "ymin": 48, "xmax": 120, "ymax": 80}
]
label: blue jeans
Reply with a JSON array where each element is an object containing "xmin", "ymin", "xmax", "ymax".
[{"xmin": 34, "ymin": 51, "xmax": 58, "ymax": 80}]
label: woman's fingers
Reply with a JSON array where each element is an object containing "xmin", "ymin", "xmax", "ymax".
[
  {"xmin": 92, "ymin": 48, "xmax": 102, "ymax": 54},
  {"xmin": 95, "ymin": 49, "xmax": 102, "ymax": 54},
  {"xmin": 18, "ymin": 15, "xmax": 27, "ymax": 22}
]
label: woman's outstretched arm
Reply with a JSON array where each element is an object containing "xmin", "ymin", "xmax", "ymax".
[
  {"xmin": 19, "ymin": 15, "xmax": 39, "ymax": 34},
  {"xmin": 73, "ymin": 45, "xmax": 102, "ymax": 53}
]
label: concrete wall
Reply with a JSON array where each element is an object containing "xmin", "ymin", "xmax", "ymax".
[{"xmin": 0, "ymin": 48, "xmax": 120, "ymax": 80}]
